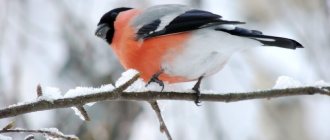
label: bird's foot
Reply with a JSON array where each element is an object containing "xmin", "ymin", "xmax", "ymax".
[
  {"xmin": 192, "ymin": 76, "xmax": 203, "ymax": 106},
  {"xmin": 146, "ymin": 71, "xmax": 164, "ymax": 91},
  {"xmin": 192, "ymin": 86, "xmax": 201, "ymax": 106}
]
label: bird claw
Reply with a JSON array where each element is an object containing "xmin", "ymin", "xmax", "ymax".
[
  {"xmin": 192, "ymin": 87, "xmax": 202, "ymax": 106},
  {"xmin": 146, "ymin": 72, "xmax": 164, "ymax": 91},
  {"xmin": 192, "ymin": 76, "xmax": 203, "ymax": 106}
]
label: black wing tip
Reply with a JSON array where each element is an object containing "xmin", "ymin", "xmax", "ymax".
[
  {"xmin": 295, "ymin": 42, "xmax": 304, "ymax": 48},
  {"xmin": 264, "ymin": 38, "xmax": 304, "ymax": 50},
  {"xmin": 216, "ymin": 26, "xmax": 304, "ymax": 49},
  {"xmin": 290, "ymin": 39, "xmax": 304, "ymax": 49}
]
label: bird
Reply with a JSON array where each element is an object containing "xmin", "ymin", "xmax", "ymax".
[{"xmin": 95, "ymin": 4, "xmax": 303, "ymax": 105}]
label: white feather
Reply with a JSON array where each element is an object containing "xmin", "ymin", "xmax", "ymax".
[
  {"xmin": 218, "ymin": 24, "xmax": 236, "ymax": 30},
  {"xmin": 161, "ymin": 28, "xmax": 261, "ymax": 80},
  {"xmin": 255, "ymin": 38, "xmax": 275, "ymax": 42}
]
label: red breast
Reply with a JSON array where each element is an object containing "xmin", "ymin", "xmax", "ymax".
[{"xmin": 111, "ymin": 9, "xmax": 193, "ymax": 83}]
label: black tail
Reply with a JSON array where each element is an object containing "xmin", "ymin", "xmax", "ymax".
[{"xmin": 216, "ymin": 27, "xmax": 303, "ymax": 49}]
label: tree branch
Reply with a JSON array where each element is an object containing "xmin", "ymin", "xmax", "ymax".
[
  {"xmin": 149, "ymin": 101, "xmax": 172, "ymax": 140},
  {"xmin": 0, "ymin": 73, "xmax": 329, "ymax": 140},
  {"xmin": 0, "ymin": 86, "xmax": 329, "ymax": 119}
]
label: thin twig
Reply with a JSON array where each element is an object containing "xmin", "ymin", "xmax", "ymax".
[
  {"xmin": 2, "ymin": 121, "xmax": 15, "ymax": 130},
  {"xmin": 0, "ymin": 86, "xmax": 329, "ymax": 119},
  {"xmin": 36, "ymin": 84, "xmax": 42, "ymax": 97},
  {"xmin": 76, "ymin": 106, "xmax": 90, "ymax": 121},
  {"xmin": 149, "ymin": 101, "xmax": 172, "ymax": 140},
  {"xmin": 113, "ymin": 73, "xmax": 140, "ymax": 94},
  {"xmin": 0, "ymin": 128, "xmax": 78, "ymax": 140},
  {"xmin": 24, "ymin": 134, "xmax": 34, "ymax": 140}
]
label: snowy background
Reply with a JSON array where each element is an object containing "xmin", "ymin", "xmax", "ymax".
[{"xmin": 1, "ymin": 0, "xmax": 330, "ymax": 140}]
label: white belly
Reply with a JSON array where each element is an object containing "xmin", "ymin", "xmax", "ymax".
[{"xmin": 161, "ymin": 28, "xmax": 260, "ymax": 80}]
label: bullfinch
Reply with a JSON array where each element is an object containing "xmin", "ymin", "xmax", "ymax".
[{"xmin": 95, "ymin": 4, "xmax": 303, "ymax": 105}]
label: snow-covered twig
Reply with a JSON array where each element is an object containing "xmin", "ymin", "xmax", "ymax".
[
  {"xmin": 1, "ymin": 121, "xmax": 77, "ymax": 140},
  {"xmin": 0, "ymin": 128, "xmax": 78, "ymax": 140},
  {"xmin": 0, "ymin": 72, "xmax": 140, "ymax": 119}
]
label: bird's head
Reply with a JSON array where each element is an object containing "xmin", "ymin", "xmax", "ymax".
[{"xmin": 95, "ymin": 7, "xmax": 132, "ymax": 44}]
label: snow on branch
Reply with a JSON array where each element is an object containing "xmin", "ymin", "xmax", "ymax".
[
  {"xmin": 0, "ymin": 70, "xmax": 330, "ymax": 120},
  {"xmin": 0, "ymin": 128, "xmax": 78, "ymax": 140},
  {"xmin": 0, "ymin": 121, "xmax": 78, "ymax": 140},
  {"xmin": 0, "ymin": 70, "xmax": 330, "ymax": 140},
  {"xmin": 1, "ymin": 128, "xmax": 79, "ymax": 140}
]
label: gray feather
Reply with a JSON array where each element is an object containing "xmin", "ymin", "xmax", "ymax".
[{"xmin": 132, "ymin": 4, "xmax": 191, "ymax": 27}]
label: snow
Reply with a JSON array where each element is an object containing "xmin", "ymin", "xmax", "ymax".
[
  {"xmin": 64, "ymin": 69, "xmax": 139, "ymax": 120},
  {"xmin": 6, "ymin": 83, "xmax": 114, "ymax": 109},
  {"xmin": 7, "ymin": 101, "xmax": 34, "ymax": 108},
  {"xmin": 41, "ymin": 128, "xmax": 77, "ymax": 139},
  {"xmin": 64, "ymin": 84, "xmax": 114, "ymax": 98},
  {"xmin": 39, "ymin": 128, "xmax": 78, "ymax": 140},
  {"xmin": 115, "ymin": 69, "xmax": 140, "ymax": 87},
  {"xmin": 0, "ymin": 134, "xmax": 12, "ymax": 140},
  {"xmin": 7, "ymin": 87, "xmax": 61, "ymax": 108},
  {"xmin": 24, "ymin": 134, "xmax": 34, "ymax": 140},
  {"xmin": 61, "ymin": 69, "xmax": 139, "ymax": 120},
  {"xmin": 40, "ymin": 127, "xmax": 62, "ymax": 134},
  {"xmin": 40, "ymin": 128, "xmax": 77, "ymax": 140},
  {"xmin": 115, "ymin": 69, "xmax": 199, "ymax": 92},
  {"xmin": 311, "ymin": 80, "xmax": 330, "ymax": 88},
  {"xmin": 5, "ymin": 82, "xmax": 115, "ymax": 121},
  {"xmin": 63, "ymin": 84, "xmax": 114, "ymax": 120},
  {"xmin": 113, "ymin": 69, "xmax": 173, "ymax": 92},
  {"xmin": 124, "ymin": 78, "xmax": 149, "ymax": 92},
  {"xmin": 273, "ymin": 76, "xmax": 330, "ymax": 89},
  {"xmin": 124, "ymin": 78, "xmax": 169, "ymax": 92},
  {"xmin": 38, "ymin": 87, "xmax": 62, "ymax": 102},
  {"xmin": 5, "ymin": 68, "xmax": 330, "ymax": 137},
  {"xmin": 273, "ymin": 76, "xmax": 302, "ymax": 89},
  {"xmin": 6, "ymin": 73, "xmax": 330, "ymax": 122}
]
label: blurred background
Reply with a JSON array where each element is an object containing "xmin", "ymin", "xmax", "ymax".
[{"xmin": 1, "ymin": 0, "xmax": 330, "ymax": 140}]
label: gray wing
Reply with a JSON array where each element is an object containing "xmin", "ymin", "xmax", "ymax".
[
  {"xmin": 132, "ymin": 4, "xmax": 192, "ymax": 28},
  {"xmin": 131, "ymin": 4, "xmax": 244, "ymax": 40}
]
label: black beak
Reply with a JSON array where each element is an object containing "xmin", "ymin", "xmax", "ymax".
[{"xmin": 95, "ymin": 23, "xmax": 110, "ymax": 39}]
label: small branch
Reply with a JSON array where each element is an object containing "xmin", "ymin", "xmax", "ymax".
[
  {"xmin": 76, "ymin": 106, "xmax": 90, "ymax": 121},
  {"xmin": 0, "ymin": 86, "xmax": 329, "ymax": 119},
  {"xmin": 149, "ymin": 101, "xmax": 172, "ymax": 140},
  {"xmin": 24, "ymin": 134, "xmax": 34, "ymax": 140},
  {"xmin": 2, "ymin": 121, "xmax": 15, "ymax": 130},
  {"xmin": 36, "ymin": 84, "xmax": 42, "ymax": 97},
  {"xmin": 0, "ymin": 128, "xmax": 78, "ymax": 140},
  {"xmin": 114, "ymin": 73, "xmax": 140, "ymax": 94}
]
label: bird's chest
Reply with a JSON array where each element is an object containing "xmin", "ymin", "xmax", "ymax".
[{"xmin": 112, "ymin": 27, "xmax": 193, "ymax": 82}]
